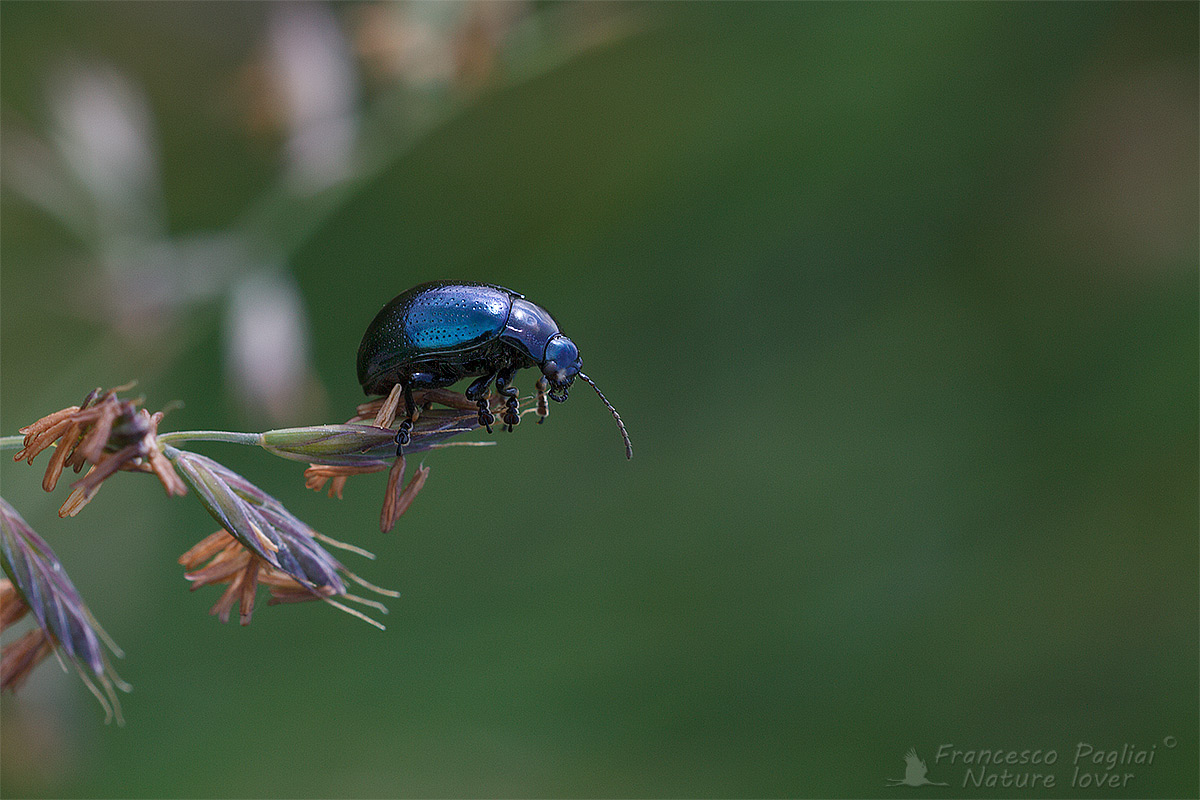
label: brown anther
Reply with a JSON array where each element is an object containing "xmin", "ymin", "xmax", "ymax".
[
  {"xmin": 304, "ymin": 463, "xmax": 388, "ymax": 498},
  {"xmin": 210, "ymin": 556, "xmax": 263, "ymax": 625},
  {"xmin": 0, "ymin": 629, "xmax": 55, "ymax": 692},
  {"xmin": 185, "ymin": 547, "xmax": 252, "ymax": 589},
  {"xmin": 210, "ymin": 571, "xmax": 244, "ymax": 624},
  {"xmin": 179, "ymin": 529, "xmax": 348, "ymax": 625},
  {"xmin": 17, "ymin": 406, "xmax": 80, "ymax": 438},
  {"xmin": 373, "ymin": 383, "xmax": 405, "ymax": 429},
  {"xmin": 147, "ymin": 446, "xmax": 188, "ymax": 497},
  {"xmin": 15, "ymin": 417, "xmax": 75, "ymax": 464},
  {"xmin": 75, "ymin": 401, "xmax": 123, "ymax": 464},
  {"xmin": 59, "ymin": 468, "xmax": 100, "ymax": 518},
  {"xmin": 0, "ymin": 580, "xmax": 29, "ymax": 632},
  {"xmin": 355, "ymin": 397, "xmax": 385, "ymax": 420},
  {"xmin": 328, "ymin": 475, "xmax": 349, "ymax": 499},
  {"xmin": 179, "ymin": 531, "xmax": 240, "ymax": 569},
  {"xmin": 380, "ymin": 456, "xmax": 429, "ymax": 533},
  {"xmin": 380, "ymin": 455, "xmax": 407, "ymax": 533},
  {"xmin": 42, "ymin": 421, "xmax": 86, "ymax": 491},
  {"xmin": 237, "ymin": 558, "xmax": 260, "ymax": 626},
  {"xmin": 414, "ymin": 388, "xmax": 478, "ymax": 410},
  {"xmin": 266, "ymin": 584, "xmax": 335, "ymax": 605}
]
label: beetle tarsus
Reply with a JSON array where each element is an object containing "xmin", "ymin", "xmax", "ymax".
[
  {"xmin": 464, "ymin": 372, "xmax": 498, "ymax": 434},
  {"xmin": 396, "ymin": 421, "xmax": 412, "ymax": 446},
  {"xmin": 392, "ymin": 383, "xmax": 419, "ymax": 456},
  {"xmin": 394, "ymin": 420, "xmax": 413, "ymax": 457},
  {"xmin": 502, "ymin": 398, "xmax": 520, "ymax": 431},
  {"xmin": 496, "ymin": 368, "xmax": 521, "ymax": 432},
  {"xmin": 476, "ymin": 399, "xmax": 494, "ymax": 434}
]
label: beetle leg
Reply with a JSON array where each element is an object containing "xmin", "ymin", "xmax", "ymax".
[
  {"xmin": 495, "ymin": 367, "xmax": 521, "ymax": 432},
  {"xmin": 465, "ymin": 372, "xmax": 497, "ymax": 434},
  {"xmin": 535, "ymin": 377, "xmax": 549, "ymax": 424},
  {"xmin": 394, "ymin": 383, "xmax": 418, "ymax": 455}
]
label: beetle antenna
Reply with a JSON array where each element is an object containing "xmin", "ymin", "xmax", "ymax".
[{"xmin": 578, "ymin": 372, "xmax": 633, "ymax": 459}]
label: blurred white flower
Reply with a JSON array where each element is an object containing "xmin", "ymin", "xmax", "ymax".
[
  {"xmin": 1042, "ymin": 63, "xmax": 1197, "ymax": 278},
  {"xmin": 350, "ymin": 1, "xmax": 533, "ymax": 91},
  {"xmin": 352, "ymin": 2, "xmax": 460, "ymax": 89},
  {"xmin": 86, "ymin": 232, "xmax": 250, "ymax": 336},
  {"xmin": 225, "ymin": 269, "xmax": 326, "ymax": 425},
  {"xmin": 47, "ymin": 62, "xmax": 164, "ymax": 243},
  {"xmin": 266, "ymin": 2, "xmax": 360, "ymax": 192},
  {"xmin": 1, "ymin": 124, "xmax": 91, "ymax": 241}
]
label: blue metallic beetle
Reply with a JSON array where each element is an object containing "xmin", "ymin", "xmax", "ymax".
[{"xmin": 357, "ymin": 281, "xmax": 632, "ymax": 458}]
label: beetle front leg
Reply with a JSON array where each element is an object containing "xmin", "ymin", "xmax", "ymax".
[
  {"xmin": 465, "ymin": 372, "xmax": 497, "ymax": 433},
  {"xmin": 495, "ymin": 367, "xmax": 521, "ymax": 432}
]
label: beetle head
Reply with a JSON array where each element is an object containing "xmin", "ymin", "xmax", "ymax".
[{"xmin": 541, "ymin": 334, "xmax": 580, "ymax": 400}]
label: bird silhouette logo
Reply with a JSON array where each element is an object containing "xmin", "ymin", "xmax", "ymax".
[{"xmin": 887, "ymin": 748, "xmax": 948, "ymax": 787}]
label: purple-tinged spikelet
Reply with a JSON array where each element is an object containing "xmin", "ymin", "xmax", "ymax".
[{"xmin": 0, "ymin": 499, "xmax": 129, "ymax": 723}]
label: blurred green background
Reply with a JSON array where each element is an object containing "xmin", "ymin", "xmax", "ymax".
[{"xmin": 1, "ymin": 2, "xmax": 1196, "ymax": 798}]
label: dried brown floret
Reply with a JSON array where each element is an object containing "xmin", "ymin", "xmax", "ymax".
[{"xmin": 13, "ymin": 388, "xmax": 186, "ymax": 517}]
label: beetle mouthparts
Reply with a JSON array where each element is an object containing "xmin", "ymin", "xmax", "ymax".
[{"xmin": 578, "ymin": 372, "xmax": 633, "ymax": 459}]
